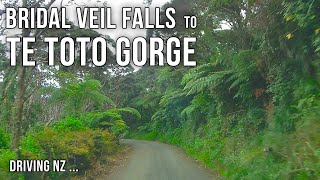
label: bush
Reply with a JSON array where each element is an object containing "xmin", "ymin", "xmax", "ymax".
[
  {"xmin": 19, "ymin": 117, "xmax": 119, "ymax": 179},
  {"xmin": 0, "ymin": 128, "xmax": 10, "ymax": 149},
  {"xmin": 80, "ymin": 111, "xmax": 129, "ymax": 137},
  {"xmin": 51, "ymin": 117, "xmax": 86, "ymax": 132},
  {"xmin": 20, "ymin": 133, "xmax": 46, "ymax": 159},
  {"xmin": 0, "ymin": 149, "xmax": 17, "ymax": 179}
]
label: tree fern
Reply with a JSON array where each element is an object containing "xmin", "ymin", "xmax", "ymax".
[
  {"xmin": 50, "ymin": 79, "xmax": 114, "ymax": 116},
  {"xmin": 109, "ymin": 107, "xmax": 142, "ymax": 120},
  {"xmin": 183, "ymin": 70, "xmax": 232, "ymax": 95}
]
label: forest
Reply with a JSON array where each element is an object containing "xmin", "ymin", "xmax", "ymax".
[{"xmin": 0, "ymin": 0, "xmax": 320, "ymax": 179}]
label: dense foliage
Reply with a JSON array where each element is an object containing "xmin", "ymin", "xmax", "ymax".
[
  {"xmin": 127, "ymin": 0, "xmax": 320, "ymax": 179},
  {"xmin": 0, "ymin": 1, "xmax": 139, "ymax": 178},
  {"xmin": 0, "ymin": 0, "xmax": 319, "ymax": 179},
  {"xmin": 0, "ymin": 77, "xmax": 140, "ymax": 179}
]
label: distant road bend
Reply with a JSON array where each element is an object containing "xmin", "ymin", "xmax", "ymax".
[{"xmin": 109, "ymin": 139, "xmax": 215, "ymax": 180}]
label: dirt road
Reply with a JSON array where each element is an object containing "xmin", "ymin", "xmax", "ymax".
[{"xmin": 108, "ymin": 139, "xmax": 215, "ymax": 180}]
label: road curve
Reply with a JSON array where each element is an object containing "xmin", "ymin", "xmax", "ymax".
[{"xmin": 108, "ymin": 139, "xmax": 215, "ymax": 180}]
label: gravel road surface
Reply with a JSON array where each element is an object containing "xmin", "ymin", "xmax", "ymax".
[{"xmin": 109, "ymin": 139, "xmax": 215, "ymax": 180}]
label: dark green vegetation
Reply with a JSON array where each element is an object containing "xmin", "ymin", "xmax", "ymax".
[
  {"xmin": 0, "ymin": 77, "xmax": 141, "ymax": 179},
  {"xmin": 0, "ymin": 1, "xmax": 141, "ymax": 179},
  {"xmin": 125, "ymin": 0, "xmax": 320, "ymax": 179},
  {"xmin": 1, "ymin": 0, "xmax": 320, "ymax": 179}
]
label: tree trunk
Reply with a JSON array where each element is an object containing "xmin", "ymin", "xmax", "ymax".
[
  {"xmin": 11, "ymin": 67, "xmax": 26, "ymax": 152},
  {"xmin": 11, "ymin": 0, "xmax": 28, "ymax": 152}
]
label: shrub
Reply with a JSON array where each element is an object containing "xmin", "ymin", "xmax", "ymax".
[
  {"xmin": 0, "ymin": 128, "xmax": 10, "ymax": 149},
  {"xmin": 19, "ymin": 116, "xmax": 119, "ymax": 179},
  {"xmin": 0, "ymin": 149, "xmax": 16, "ymax": 179},
  {"xmin": 51, "ymin": 117, "xmax": 86, "ymax": 132}
]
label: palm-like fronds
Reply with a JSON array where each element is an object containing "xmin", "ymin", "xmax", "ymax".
[{"xmin": 50, "ymin": 79, "xmax": 114, "ymax": 115}]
